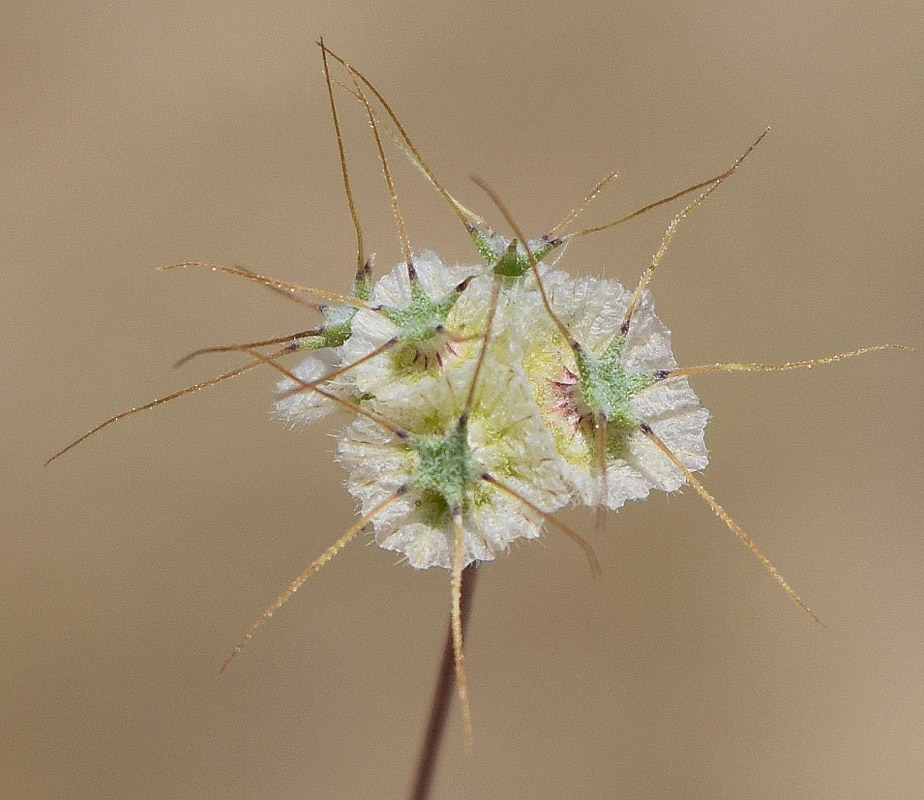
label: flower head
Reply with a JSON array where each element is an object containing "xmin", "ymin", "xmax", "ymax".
[
  {"xmin": 274, "ymin": 245, "xmax": 710, "ymax": 568},
  {"xmin": 514, "ymin": 269, "xmax": 709, "ymax": 509},
  {"xmin": 338, "ymin": 351, "xmax": 570, "ymax": 569}
]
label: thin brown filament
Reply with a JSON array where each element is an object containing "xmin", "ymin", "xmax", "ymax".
[
  {"xmin": 161, "ymin": 262, "xmax": 372, "ymax": 310},
  {"xmin": 482, "ymin": 474, "xmax": 601, "ymax": 575},
  {"xmin": 567, "ymin": 128, "xmax": 769, "ymax": 241},
  {"xmin": 319, "ymin": 42, "xmax": 475, "ymax": 230},
  {"xmin": 321, "ymin": 38, "xmax": 366, "ymax": 279},
  {"xmin": 45, "ymin": 347, "xmax": 290, "ymax": 466},
  {"xmin": 332, "ymin": 78, "xmax": 488, "ymax": 229},
  {"xmin": 563, "ymin": 174, "xmax": 734, "ymax": 241},
  {"xmin": 621, "ymin": 130, "xmax": 768, "ymax": 332},
  {"xmin": 275, "ymin": 337, "xmax": 399, "ymax": 402},
  {"xmin": 450, "ymin": 509, "xmax": 473, "ymax": 746},
  {"xmin": 545, "ymin": 168, "xmax": 619, "ymax": 240},
  {"xmin": 442, "ymin": 331, "xmax": 484, "ymax": 346},
  {"xmin": 470, "ymin": 175, "xmax": 578, "ymax": 353},
  {"xmin": 641, "ymin": 425, "xmax": 822, "ymax": 624},
  {"xmin": 663, "ymin": 345, "xmax": 912, "ymax": 379},
  {"xmin": 347, "ymin": 68, "xmax": 413, "ymax": 271},
  {"xmin": 240, "ymin": 347, "xmax": 407, "ymax": 438},
  {"xmin": 233, "ymin": 265, "xmax": 323, "ymax": 310},
  {"xmin": 174, "ymin": 329, "xmax": 321, "ymax": 369},
  {"xmin": 462, "ymin": 277, "xmax": 501, "ymax": 415},
  {"xmin": 220, "ymin": 489, "xmax": 407, "ymax": 672}
]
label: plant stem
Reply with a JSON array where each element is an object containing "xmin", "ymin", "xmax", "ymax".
[{"xmin": 408, "ymin": 565, "xmax": 478, "ymax": 800}]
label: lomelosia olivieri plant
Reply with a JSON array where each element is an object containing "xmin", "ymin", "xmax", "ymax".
[{"xmin": 48, "ymin": 40, "xmax": 908, "ymax": 797}]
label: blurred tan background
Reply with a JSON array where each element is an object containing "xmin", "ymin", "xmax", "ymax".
[{"xmin": 4, "ymin": 2, "xmax": 922, "ymax": 798}]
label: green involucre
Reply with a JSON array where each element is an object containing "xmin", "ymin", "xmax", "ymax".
[
  {"xmin": 408, "ymin": 425, "xmax": 481, "ymax": 517},
  {"xmin": 575, "ymin": 335, "xmax": 657, "ymax": 428}
]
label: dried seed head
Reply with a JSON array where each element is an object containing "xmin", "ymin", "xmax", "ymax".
[
  {"xmin": 514, "ymin": 270, "xmax": 709, "ymax": 508},
  {"xmin": 45, "ymin": 42, "xmax": 910, "ymax": 746}
]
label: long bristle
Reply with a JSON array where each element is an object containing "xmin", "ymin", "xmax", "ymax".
[
  {"xmin": 220, "ymin": 489, "xmax": 407, "ymax": 672},
  {"xmin": 641, "ymin": 424, "xmax": 822, "ymax": 624}
]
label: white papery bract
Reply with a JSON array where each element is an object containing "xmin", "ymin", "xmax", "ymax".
[
  {"xmin": 273, "ymin": 352, "xmax": 343, "ymax": 427},
  {"xmin": 275, "ymin": 255, "xmax": 709, "ymax": 568}
]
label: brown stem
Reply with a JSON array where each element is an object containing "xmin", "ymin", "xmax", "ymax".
[{"xmin": 408, "ymin": 565, "xmax": 479, "ymax": 800}]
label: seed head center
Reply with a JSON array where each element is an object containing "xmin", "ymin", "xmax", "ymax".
[
  {"xmin": 409, "ymin": 423, "xmax": 481, "ymax": 514},
  {"xmin": 575, "ymin": 336, "xmax": 656, "ymax": 427},
  {"xmin": 380, "ymin": 281, "xmax": 458, "ymax": 343}
]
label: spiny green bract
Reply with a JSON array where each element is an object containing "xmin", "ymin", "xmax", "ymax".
[{"xmin": 408, "ymin": 425, "xmax": 481, "ymax": 518}]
